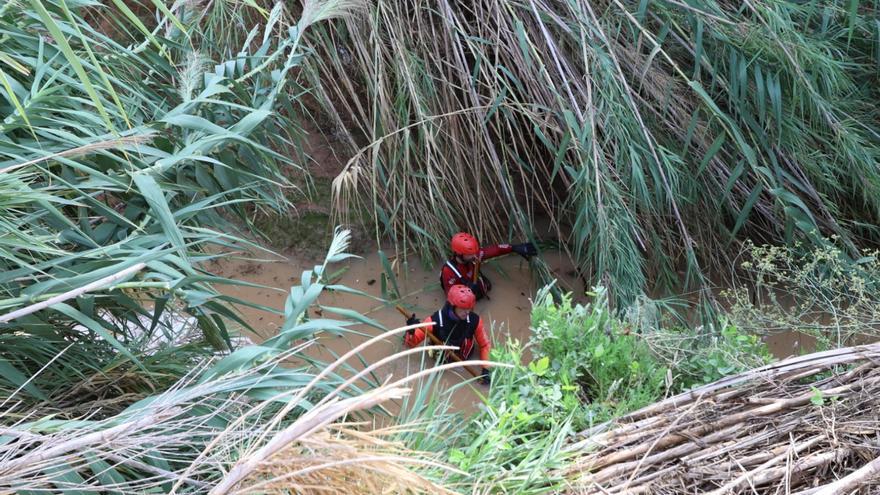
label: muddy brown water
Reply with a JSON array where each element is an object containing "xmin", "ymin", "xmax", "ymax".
[
  {"xmin": 211, "ymin": 250, "xmax": 584, "ymax": 414},
  {"xmin": 210, "ymin": 246, "xmax": 826, "ymax": 416}
]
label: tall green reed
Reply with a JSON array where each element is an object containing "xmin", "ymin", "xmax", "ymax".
[{"xmin": 301, "ymin": 0, "xmax": 880, "ymax": 308}]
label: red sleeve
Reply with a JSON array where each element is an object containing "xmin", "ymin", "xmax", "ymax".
[
  {"xmin": 474, "ymin": 317, "xmax": 491, "ymax": 366},
  {"xmin": 480, "ymin": 244, "xmax": 513, "ymax": 260},
  {"xmin": 404, "ymin": 316, "xmax": 433, "ymax": 348},
  {"xmin": 440, "ymin": 265, "xmax": 457, "ymax": 293}
]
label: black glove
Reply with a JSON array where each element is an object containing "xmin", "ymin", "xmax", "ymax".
[
  {"xmin": 480, "ymin": 368, "xmax": 491, "ymax": 386},
  {"xmin": 468, "ymin": 281, "xmax": 485, "ymax": 300},
  {"xmin": 404, "ymin": 314, "xmax": 420, "ymax": 340},
  {"xmin": 512, "ymin": 242, "xmax": 537, "ymax": 259}
]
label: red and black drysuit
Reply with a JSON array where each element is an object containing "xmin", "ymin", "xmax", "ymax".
[
  {"xmin": 440, "ymin": 244, "xmax": 513, "ymax": 299},
  {"xmin": 403, "ymin": 303, "xmax": 490, "ymax": 365}
]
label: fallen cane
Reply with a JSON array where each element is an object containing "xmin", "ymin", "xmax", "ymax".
[{"xmin": 395, "ymin": 305, "xmax": 480, "ymax": 378}]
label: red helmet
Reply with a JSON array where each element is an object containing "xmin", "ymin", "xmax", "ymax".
[
  {"xmin": 450, "ymin": 232, "xmax": 479, "ymax": 256},
  {"xmin": 447, "ymin": 284, "xmax": 476, "ymax": 310}
]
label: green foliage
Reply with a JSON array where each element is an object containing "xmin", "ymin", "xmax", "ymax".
[
  {"xmin": 489, "ymin": 341, "xmax": 583, "ymax": 430},
  {"xmin": 442, "ymin": 401, "xmax": 571, "ymax": 494},
  {"xmin": 0, "ymin": 0, "xmax": 354, "ymax": 419},
  {"xmin": 723, "ymin": 240, "xmax": 880, "ymax": 348},
  {"xmin": 481, "ymin": 285, "xmax": 773, "ymax": 438},
  {"xmin": 520, "ymin": 286, "xmax": 667, "ymax": 430},
  {"xmin": 671, "ymin": 322, "xmax": 774, "ymax": 385},
  {"xmin": 399, "ymin": 356, "xmax": 573, "ymax": 494}
]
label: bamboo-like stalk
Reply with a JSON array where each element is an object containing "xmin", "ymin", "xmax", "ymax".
[
  {"xmin": 811, "ymin": 456, "xmax": 880, "ymax": 495},
  {"xmin": 0, "ymin": 262, "xmax": 146, "ymax": 324},
  {"xmin": 705, "ymin": 436, "xmax": 826, "ymax": 495},
  {"xmin": 567, "ymin": 344, "xmax": 880, "ymax": 493}
]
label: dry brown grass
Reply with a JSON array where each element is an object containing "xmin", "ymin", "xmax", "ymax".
[{"xmin": 237, "ymin": 424, "xmax": 449, "ymax": 494}]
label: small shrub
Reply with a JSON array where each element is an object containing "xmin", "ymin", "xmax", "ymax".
[
  {"xmin": 723, "ymin": 240, "xmax": 880, "ymax": 349},
  {"xmin": 676, "ymin": 322, "xmax": 773, "ymax": 386},
  {"xmin": 486, "ymin": 286, "xmax": 668, "ymax": 432},
  {"xmin": 645, "ymin": 319, "xmax": 773, "ymax": 388},
  {"xmin": 485, "ymin": 286, "xmax": 773, "ymax": 437}
]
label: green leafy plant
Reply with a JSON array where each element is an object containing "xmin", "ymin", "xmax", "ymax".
[
  {"xmin": 0, "ymin": 0, "xmax": 356, "ymax": 418},
  {"xmin": 529, "ymin": 286, "xmax": 669, "ymax": 428},
  {"xmin": 473, "ymin": 284, "xmax": 773, "ymax": 448},
  {"xmin": 462, "ymin": 286, "xmax": 667, "ymax": 439},
  {"xmin": 724, "ymin": 240, "xmax": 880, "ymax": 349},
  {"xmin": 665, "ymin": 321, "xmax": 775, "ymax": 386},
  {"xmin": 398, "ymin": 354, "xmax": 574, "ymax": 495}
]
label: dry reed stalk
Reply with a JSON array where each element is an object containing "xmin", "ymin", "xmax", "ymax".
[
  {"xmin": 210, "ymin": 386, "xmax": 411, "ymax": 494},
  {"xmin": 0, "ymin": 134, "xmax": 155, "ymax": 175},
  {"xmin": 237, "ymin": 428, "xmax": 448, "ymax": 495},
  {"xmin": 0, "ymin": 408, "xmax": 179, "ymax": 478},
  {"xmin": 565, "ymin": 343, "xmax": 880, "ymax": 493}
]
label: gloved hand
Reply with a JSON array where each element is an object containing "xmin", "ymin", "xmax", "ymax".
[
  {"xmin": 468, "ymin": 281, "xmax": 485, "ymax": 300},
  {"xmin": 405, "ymin": 314, "xmax": 420, "ymax": 338},
  {"xmin": 480, "ymin": 368, "xmax": 491, "ymax": 386},
  {"xmin": 512, "ymin": 242, "xmax": 537, "ymax": 259}
]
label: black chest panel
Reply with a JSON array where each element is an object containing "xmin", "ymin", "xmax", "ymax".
[{"xmin": 431, "ymin": 304, "xmax": 478, "ymax": 347}]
